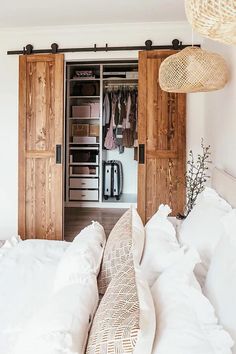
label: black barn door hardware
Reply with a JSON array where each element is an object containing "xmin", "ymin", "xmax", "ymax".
[
  {"xmin": 139, "ymin": 144, "xmax": 145, "ymax": 165},
  {"xmin": 7, "ymin": 39, "xmax": 200, "ymax": 55},
  {"xmin": 56, "ymin": 145, "xmax": 62, "ymax": 164}
]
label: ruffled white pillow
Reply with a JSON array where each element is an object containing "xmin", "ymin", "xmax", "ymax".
[
  {"xmin": 204, "ymin": 209, "xmax": 236, "ymax": 354},
  {"xmin": 140, "ymin": 204, "xmax": 186, "ymax": 286},
  {"xmin": 151, "ymin": 249, "xmax": 233, "ymax": 354},
  {"xmin": 14, "ymin": 222, "xmax": 106, "ymax": 354},
  {"xmin": 179, "ymin": 187, "xmax": 232, "ymax": 286},
  {"xmin": 54, "ymin": 221, "xmax": 106, "ymax": 292}
]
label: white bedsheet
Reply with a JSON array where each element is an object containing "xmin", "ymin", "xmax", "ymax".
[{"xmin": 0, "ymin": 239, "xmax": 69, "ymax": 354}]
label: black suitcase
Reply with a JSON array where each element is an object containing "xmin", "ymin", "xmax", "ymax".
[{"xmin": 103, "ymin": 160, "xmax": 123, "ymax": 200}]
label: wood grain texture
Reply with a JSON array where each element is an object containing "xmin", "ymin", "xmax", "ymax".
[
  {"xmin": 18, "ymin": 54, "xmax": 64, "ymax": 240},
  {"xmin": 138, "ymin": 50, "xmax": 186, "ymax": 222},
  {"xmin": 137, "ymin": 51, "xmax": 147, "ymax": 222},
  {"xmin": 18, "ymin": 56, "xmax": 27, "ymax": 237}
]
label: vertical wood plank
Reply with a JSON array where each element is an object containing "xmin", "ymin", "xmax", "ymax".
[
  {"xmin": 18, "ymin": 54, "xmax": 64, "ymax": 240},
  {"xmin": 54, "ymin": 54, "xmax": 64, "ymax": 240},
  {"xmin": 137, "ymin": 51, "xmax": 148, "ymax": 223},
  {"xmin": 18, "ymin": 56, "xmax": 27, "ymax": 239}
]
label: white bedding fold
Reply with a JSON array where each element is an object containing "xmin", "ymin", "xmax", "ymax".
[{"xmin": 0, "ymin": 240, "xmax": 69, "ymax": 354}]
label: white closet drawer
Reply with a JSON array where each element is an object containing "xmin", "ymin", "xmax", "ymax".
[
  {"xmin": 70, "ymin": 166, "xmax": 99, "ymax": 177},
  {"xmin": 69, "ymin": 189, "xmax": 99, "ymax": 201},
  {"xmin": 70, "ymin": 178, "xmax": 98, "ymax": 189}
]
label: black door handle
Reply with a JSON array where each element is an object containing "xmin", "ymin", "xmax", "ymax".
[
  {"xmin": 56, "ymin": 144, "xmax": 62, "ymax": 164},
  {"xmin": 139, "ymin": 144, "xmax": 145, "ymax": 164}
]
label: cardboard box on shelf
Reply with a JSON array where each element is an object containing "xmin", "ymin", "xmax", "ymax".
[
  {"xmin": 72, "ymin": 105, "xmax": 91, "ymax": 118},
  {"xmin": 89, "ymin": 124, "xmax": 100, "ymax": 137},
  {"xmin": 90, "ymin": 102, "xmax": 100, "ymax": 117},
  {"xmin": 73, "ymin": 136, "xmax": 97, "ymax": 144},
  {"xmin": 71, "ymin": 124, "xmax": 89, "ymax": 137}
]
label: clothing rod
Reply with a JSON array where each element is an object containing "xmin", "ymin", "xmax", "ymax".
[{"xmin": 7, "ymin": 39, "xmax": 201, "ymax": 55}]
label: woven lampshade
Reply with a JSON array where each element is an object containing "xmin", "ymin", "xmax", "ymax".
[
  {"xmin": 159, "ymin": 46, "xmax": 229, "ymax": 93},
  {"xmin": 185, "ymin": 0, "xmax": 236, "ymax": 45}
]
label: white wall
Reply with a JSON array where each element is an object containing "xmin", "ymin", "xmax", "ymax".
[
  {"xmin": 0, "ymin": 22, "xmax": 204, "ymax": 238},
  {"xmin": 202, "ymin": 39, "xmax": 236, "ymax": 178}
]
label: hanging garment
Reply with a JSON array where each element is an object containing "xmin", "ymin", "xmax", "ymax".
[
  {"xmin": 104, "ymin": 108, "xmax": 117, "ymax": 150},
  {"xmin": 114, "ymin": 98, "xmax": 120, "ymax": 127},
  {"xmin": 103, "ymin": 92, "xmax": 111, "ymax": 127},
  {"xmin": 123, "ymin": 91, "xmax": 134, "ymax": 148},
  {"xmin": 129, "ymin": 91, "xmax": 137, "ymax": 133},
  {"xmin": 110, "ymin": 93, "xmax": 117, "ymax": 129},
  {"xmin": 115, "ymin": 91, "xmax": 125, "ymax": 154},
  {"xmin": 133, "ymin": 92, "xmax": 138, "ymax": 148},
  {"xmin": 123, "ymin": 92, "xmax": 131, "ymax": 130},
  {"xmin": 103, "ymin": 87, "xmax": 138, "ymax": 152},
  {"xmin": 122, "ymin": 129, "xmax": 134, "ymax": 148},
  {"xmin": 120, "ymin": 91, "xmax": 127, "ymax": 124}
]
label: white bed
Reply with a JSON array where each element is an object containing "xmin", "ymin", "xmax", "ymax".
[{"xmin": 0, "ymin": 167, "xmax": 235, "ymax": 354}]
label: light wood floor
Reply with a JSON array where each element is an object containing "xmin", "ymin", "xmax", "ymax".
[{"xmin": 64, "ymin": 207, "xmax": 127, "ymax": 241}]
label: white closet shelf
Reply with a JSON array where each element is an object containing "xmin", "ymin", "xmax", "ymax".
[{"xmin": 102, "ymin": 78, "xmax": 138, "ymax": 82}]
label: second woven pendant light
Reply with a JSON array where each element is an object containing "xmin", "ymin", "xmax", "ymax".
[
  {"xmin": 159, "ymin": 46, "xmax": 229, "ymax": 93},
  {"xmin": 185, "ymin": 0, "xmax": 236, "ymax": 45}
]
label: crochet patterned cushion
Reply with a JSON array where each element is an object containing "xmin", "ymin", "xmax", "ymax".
[
  {"xmin": 86, "ymin": 258, "xmax": 140, "ymax": 353},
  {"xmin": 88, "ymin": 207, "xmax": 155, "ymax": 354},
  {"xmin": 98, "ymin": 208, "xmax": 132, "ymax": 294}
]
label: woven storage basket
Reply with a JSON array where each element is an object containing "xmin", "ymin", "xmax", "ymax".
[
  {"xmin": 159, "ymin": 46, "xmax": 229, "ymax": 93},
  {"xmin": 185, "ymin": 0, "xmax": 236, "ymax": 45}
]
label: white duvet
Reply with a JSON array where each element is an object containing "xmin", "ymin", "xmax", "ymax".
[
  {"xmin": 0, "ymin": 222, "xmax": 106, "ymax": 354},
  {"xmin": 0, "ymin": 239, "xmax": 69, "ymax": 354}
]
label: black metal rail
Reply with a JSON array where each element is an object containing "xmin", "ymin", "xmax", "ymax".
[{"xmin": 7, "ymin": 39, "xmax": 200, "ymax": 55}]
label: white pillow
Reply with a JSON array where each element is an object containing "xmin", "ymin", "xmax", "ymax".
[
  {"xmin": 54, "ymin": 221, "xmax": 106, "ymax": 292},
  {"xmin": 204, "ymin": 209, "xmax": 236, "ymax": 354},
  {"xmin": 0, "ymin": 235, "xmax": 21, "ymax": 248},
  {"xmin": 141, "ymin": 204, "xmax": 186, "ymax": 286},
  {"xmin": 151, "ymin": 249, "xmax": 233, "ymax": 354},
  {"xmin": 14, "ymin": 279, "xmax": 98, "ymax": 354},
  {"xmin": 179, "ymin": 187, "xmax": 232, "ymax": 285}
]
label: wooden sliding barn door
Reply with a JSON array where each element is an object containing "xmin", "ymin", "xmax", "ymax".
[
  {"xmin": 19, "ymin": 54, "xmax": 64, "ymax": 240},
  {"xmin": 138, "ymin": 50, "xmax": 186, "ymax": 223}
]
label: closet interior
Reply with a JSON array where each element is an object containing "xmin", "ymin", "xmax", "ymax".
[{"xmin": 65, "ymin": 60, "xmax": 138, "ymax": 210}]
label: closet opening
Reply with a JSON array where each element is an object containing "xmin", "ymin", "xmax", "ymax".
[{"xmin": 64, "ymin": 60, "xmax": 138, "ymax": 240}]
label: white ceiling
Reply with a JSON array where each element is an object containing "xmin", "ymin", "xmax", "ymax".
[{"xmin": 0, "ymin": 0, "xmax": 187, "ymax": 28}]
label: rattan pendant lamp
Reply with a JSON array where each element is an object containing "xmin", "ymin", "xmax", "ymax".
[
  {"xmin": 185, "ymin": 0, "xmax": 236, "ymax": 45},
  {"xmin": 159, "ymin": 46, "xmax": 229, "ymax": 93}
]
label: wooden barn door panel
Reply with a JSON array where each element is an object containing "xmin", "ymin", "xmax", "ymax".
[
  {"xmin": 138, "ymin": 51, "xmax": 186, "ymax": 223},
  {"xmin": 19, "ymin": 54, "xmax": 64, "ymax": 240}
]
